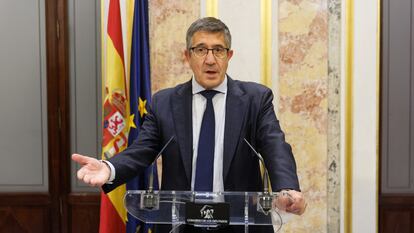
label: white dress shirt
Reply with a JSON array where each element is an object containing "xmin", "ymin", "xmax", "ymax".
[{"xmin": 191, "ymin": 77, "xmax": 227, "ymax": 192}]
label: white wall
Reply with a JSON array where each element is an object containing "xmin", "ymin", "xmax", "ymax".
[{"xmin": 341, "ymin": 0, "xmax": 379, "ymax": 232}]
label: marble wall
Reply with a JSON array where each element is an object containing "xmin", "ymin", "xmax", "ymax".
[
  {"xmin": 278, "ymin": 0, "xmax": 328, "ymax": 231},
  {"xmin": 148, "ymin": 0, "xmax": 340, "ymax": 232}
]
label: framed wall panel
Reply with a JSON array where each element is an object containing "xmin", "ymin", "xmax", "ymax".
[{"xmin": 0, "ymin": 0, "xmax": 48, "ymax": 192}]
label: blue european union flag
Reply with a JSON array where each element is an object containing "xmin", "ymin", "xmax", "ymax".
[{"xmin": 126, "ymin": 0, "xmax": 157, "ymax": 232}]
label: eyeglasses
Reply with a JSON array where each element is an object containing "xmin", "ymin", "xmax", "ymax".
[{"xmin": 190, "ymin": 47, "xmax": 230, "ymax": 59}]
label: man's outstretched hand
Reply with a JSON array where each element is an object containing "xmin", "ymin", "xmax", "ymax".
[
  {"xmin": 274, "ymin": 190, "xmax": 307, "ymax": 215},
  {"xmin": 72, "ymin": 154, "xmax": 111, "ymax": 187}
]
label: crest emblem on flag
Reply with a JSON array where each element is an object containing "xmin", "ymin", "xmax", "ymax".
[
  {"xmin": 107, "ymin": 111, "xmax": 126, "ymax": 137},
  {"xmin": 102, "ymin": 90, "xmax": 129, "ymax": 156}
]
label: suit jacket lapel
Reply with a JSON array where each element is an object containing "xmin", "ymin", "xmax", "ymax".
[
  {"xmin": 171, "ymin": 80, "xmax": 193, "ymax": 185},
  {"xmin": 223, "ymin": 78, "xmax": 248, "ymax": 182}
]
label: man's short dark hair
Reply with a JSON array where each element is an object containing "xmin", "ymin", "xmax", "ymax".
[{"xmin": 186, "ymin": 17, "xmax": 232, "ymax": 50}]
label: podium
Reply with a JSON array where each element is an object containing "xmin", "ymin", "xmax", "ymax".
[{"xmin": 124, "ymin": 190, "xmax": 292, "ymax": 233}]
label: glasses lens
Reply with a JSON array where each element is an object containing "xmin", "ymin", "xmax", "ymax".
[
  {"xmin": 193, "ymin": 47, "xmax": 207, "ymax": 57},
  {"xmin": 213, "ymin": 48, "xmax": 227, "ymax": 58}
]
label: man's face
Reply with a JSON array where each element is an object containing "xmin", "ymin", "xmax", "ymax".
[{"xmin": 185, "ymin": 31, "xmax": 233, "ymax": 89}]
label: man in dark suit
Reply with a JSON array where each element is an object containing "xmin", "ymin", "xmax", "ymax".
[{"xmin": 73, "ymin": 17, "xmax": 306, "ymax": 232}]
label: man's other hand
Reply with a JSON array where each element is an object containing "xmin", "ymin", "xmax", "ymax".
[{"xmin": 274, "ymin": 190, "xmax": 306, "ymax": 215}]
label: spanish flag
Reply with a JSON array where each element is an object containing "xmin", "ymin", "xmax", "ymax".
[{"xmin": 100, "ymin": 0, "xmax": 129, "ymax": 232}]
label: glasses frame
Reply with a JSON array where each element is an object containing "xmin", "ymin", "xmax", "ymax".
[{"xmin": 190, "ymin": 47, "xmax": 230, "ymax": 59}]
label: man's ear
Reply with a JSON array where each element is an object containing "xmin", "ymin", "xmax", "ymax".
[
  {"xmin": 227, "ymin": 49, "xmax": 234, "ymax": 60},
  {"xmin": 184, "ymin": 49, "xmax": 191, "ymax": 61}
]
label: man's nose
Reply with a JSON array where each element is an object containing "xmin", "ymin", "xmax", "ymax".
[{"xmin": 204, "ymin": 50, "xmax": 216, "ymax": 64}]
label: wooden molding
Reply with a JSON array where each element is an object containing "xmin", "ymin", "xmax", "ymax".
[
  {"xmin": 0, "ymin": 193, "xmax": 51, "ymax": 206},
  {"xmin": 380, "ymin": 194, "xmax": 414, "ymax": 206}
]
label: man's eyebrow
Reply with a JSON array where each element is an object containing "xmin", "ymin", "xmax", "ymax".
[
  {"xmin": 192, "ymin": 43, "xmax": 226, "ymax": 48},
  {"xmin": 192, "ymin": 43, "xmax": 206, "ymax": 47}
]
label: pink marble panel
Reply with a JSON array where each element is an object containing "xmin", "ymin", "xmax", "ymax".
[{"xmin": 279, "ymin": 0, "xmax": 328, "ymax": 231}]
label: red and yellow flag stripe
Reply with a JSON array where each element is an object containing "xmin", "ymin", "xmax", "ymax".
[{"xmin": 99, "ymin": 0, "xmax": 134, "ymax": 232}]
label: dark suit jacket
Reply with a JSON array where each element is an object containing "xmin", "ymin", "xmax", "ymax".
[{"xmin": 102, "ymin": 77, "xmax": 300, "ymax": 232}]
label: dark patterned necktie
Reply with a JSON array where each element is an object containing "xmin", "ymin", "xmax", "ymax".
[{"xmin": 194, "ymin": 90, "xmax": 218, "ymax": 191}]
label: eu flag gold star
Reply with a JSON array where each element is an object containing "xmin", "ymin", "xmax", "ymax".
[
  {"xmin": 138, "ymin": 97, "xmax": 148, "ymax": 118},
  {"xmin": 129, "ymin": 114, "xmax": 137, "ymax": 129}
]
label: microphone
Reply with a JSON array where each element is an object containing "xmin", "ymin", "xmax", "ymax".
[
  {"xmin": 142, "ymin": 136, "xmax": 174, "ymax": 210},
  {"xmin": 243, "ymin": 138, "xmax": 273, "ymax": 214},
  {"xmin": 148, "ymin": 136, "xmax": 174, "ymax": 192}
]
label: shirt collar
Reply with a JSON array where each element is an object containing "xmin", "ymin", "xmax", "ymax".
[{"xmin": 192, "ymin": 75, "xmax": 228, "ymax": 95}]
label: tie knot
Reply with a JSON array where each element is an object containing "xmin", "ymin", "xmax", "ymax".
[{"xmin": 200, "ymin": 90, "xmax": 219, "ymax": 100}]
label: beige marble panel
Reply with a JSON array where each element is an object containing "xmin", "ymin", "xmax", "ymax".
[
  {"xmin": 149, "ymin": 0, "xmax": 200, "ymax": 93},
  {"xmin": 279, "ymin": 0, "xmax": 328, "ymax": 231}
]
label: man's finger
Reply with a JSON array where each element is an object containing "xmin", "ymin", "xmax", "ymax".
[
  {"xmin": 90, "ymin": 177, "xmax": 104, "ymax": 187},
  {"xmin": 279, "ymin": 191, "xmax": 294, "ymax": 204},
  {"xmin": 83, "ymin": 174, "xmax": 92, "ymax": 184},
  {"xmin": 72, "ymin": 153, "xmax": 94, "ymax": 165},
  {"xmin": 274, "ymin": 194, "xmax": 292, "ymax": 210},
  {"xmin": 77, "ymin": 167, "xmax": 87, "ymax": 180},
  {"xmin": 286, "ymin": 203, "xmax": 299, "ymax": 212},
  {"xmin": 286, "ymin": 202, "xmax": 307, "ymax": 215}
]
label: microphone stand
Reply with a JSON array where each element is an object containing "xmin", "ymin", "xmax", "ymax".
[
  {"xmin": 142, "ymin": 136, "xmax": 174, "ymax": 210},
  {"xmin": 243, "ymin": 138, "xmax": 273, "ymax": 215}
]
